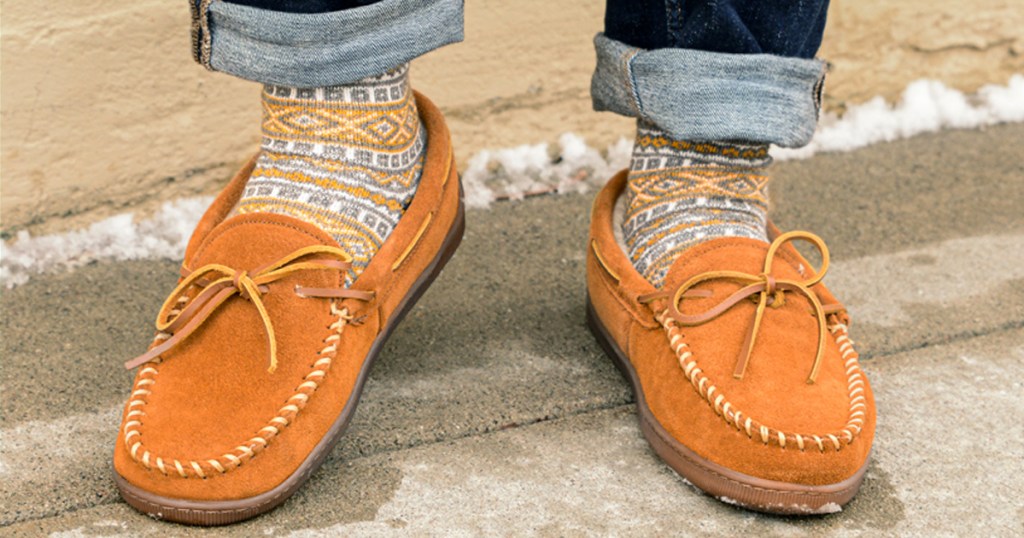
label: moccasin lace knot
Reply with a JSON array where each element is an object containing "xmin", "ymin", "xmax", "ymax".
[
  {"xmin": 640, "ymin": 231, "xmax": 835, "ymax": 384},
  {"xmin": 124, "ymin": 245, "xmax": 375, "ymax": 373},
  {"xmin": 231, "ymin": 270, "xmax": 259, "ymax": 300}
]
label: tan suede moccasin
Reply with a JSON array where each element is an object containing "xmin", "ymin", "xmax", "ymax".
[
  {"xmin": 586, "ymin": 170, "xmax": 876, "ymax": 514},
  {"xmin": 113, "ymin": 92, "xmax": 463, "ymax": 525}
]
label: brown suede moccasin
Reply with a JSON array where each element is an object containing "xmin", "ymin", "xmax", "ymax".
[
  {"xmin": 586, "ymin": 171, "xmax": 876, "ymax": 515},
  {"xmin": 113, "ymin": 92, "xmax": 463, "ymax": 525}
]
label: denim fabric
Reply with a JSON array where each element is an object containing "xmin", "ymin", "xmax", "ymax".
[
  {"xmin": 223, "ymin": 1, "xmax": 382, "ymax": 13},
  {"xmin": 591, "ymin": 34, "xmax": 826, "ymax": 147},
  {"xmin": 196, "ymin": 0, "xmax": 826, "ymax": 145},
  {"xmin": 192, "ymin": 0, "xmax": 464, "ymax": 87},
  {"xmin": 604, "ymin": 0, "xmax": 829, "ymax": 59},
  {"xmin": 593, "ymin": 0, "xmax": 830, "ymax": 146}
]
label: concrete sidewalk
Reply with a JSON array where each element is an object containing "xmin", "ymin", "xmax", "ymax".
[{"xmin": 2, "ymin": 124, "xmax": 1023, "ymax": 536}]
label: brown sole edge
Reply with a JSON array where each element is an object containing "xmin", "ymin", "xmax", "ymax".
[
  {"xmin": 584, "ymin": 297, "xmax": 867, "ymax": 516},
  {"xmin": 114, "ymin": 193, "xmax": 466, "ymax": 526}
]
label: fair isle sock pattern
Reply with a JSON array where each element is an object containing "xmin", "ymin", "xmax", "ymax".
[
  {"xmin": 237, "ymin": 64, "xmax": 426, "ymax": 285},
  {"xmin": 624, "ymin": 121, "xmax": 770, "ymax": 287}
]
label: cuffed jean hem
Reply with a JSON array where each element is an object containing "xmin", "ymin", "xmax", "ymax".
[
  {"xmin": 192, "ymin": 0, "xmax": 464, "ymax": 87},
  {"xmin": 590, "ymin": 34, "xmax": 826, "ymax": 147}
]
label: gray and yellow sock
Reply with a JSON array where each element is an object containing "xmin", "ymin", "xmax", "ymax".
[
  {"xmin": 237, "ymin": 64, "xmax": 426, "ymax": 284},
  {"xmin": 624, "ymin": 121, "xmax": 770, "ymax": 287}
]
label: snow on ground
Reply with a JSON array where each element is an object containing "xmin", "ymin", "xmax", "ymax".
[
  {"xmin": 773, "ymin": 76, "xmax": 1024, "ymax": 160},
  {"xmin": 0, "ymin": 198, "xmax": 212, "ymax": 288},
  {"xmin": 2, "ymin": 76, "xmax": 1022, "ymax": 288}
]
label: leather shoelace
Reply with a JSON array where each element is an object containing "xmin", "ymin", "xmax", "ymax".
[
  {"xmin": 124, "ymin": 245, "xmax": 374, "ymax": 372},
  {"xmin": 639, "ymin": 231, "xmax": 840, "ymax": 384}
]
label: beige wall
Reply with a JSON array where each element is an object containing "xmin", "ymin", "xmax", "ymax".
[{"xmin": 2, "ymin": 0, "xmax": 1022, "ymax": 235}]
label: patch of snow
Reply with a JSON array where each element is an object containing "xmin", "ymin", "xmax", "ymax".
[
  {"xmin": 1, "ymin": 197, "xmax": 212, "ymax": 288},
  {"xmin": 461, "ymin": 132, "xmax": 631, "ymax": 208},
  {"xmin": 718, "ymin": 495, "xmax": 842, "ymax": 515},
  {"xmin": 810, "ymin": 502, "xmax": 843, "ymax": 515},
  {"xmin": 765, "ymin": 502, "xmax": 844, "ymax": 515},
  {"xmin": 718, "ymin": 496, "xmax": 742, "ymax": 507},
  {"xmin": 773, "ymin": 75, "xmax": 1024, "ymax": 160},
  {"xmin": 3, "ymin": 76, "xmax": 1021, "ymax": 288}
]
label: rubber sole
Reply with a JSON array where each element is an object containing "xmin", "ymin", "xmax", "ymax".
[
  {"xmin": 114, "ymin": 195, "xmax": 466, "ymax": 526},
  {"xmin": 585, "ymin": 297, "xmax": 867, "ymax": 515}
]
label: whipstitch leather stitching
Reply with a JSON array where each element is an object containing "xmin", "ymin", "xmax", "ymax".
[
  {"xmin": 123, "ymin": 300, "xmax": 354, "ymax": 478},
  {"xmin": 657, "ymin": 310, "xmax": 867, "ymax": 452}
]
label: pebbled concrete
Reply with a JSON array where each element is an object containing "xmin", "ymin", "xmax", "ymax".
[
  {"xmin": 3, "ymin": 329, "xmax": 1022, "ymax": 536},
  {"xmin": 1, "ymin": 124, "xmax": 1023, "ymax": 533}
]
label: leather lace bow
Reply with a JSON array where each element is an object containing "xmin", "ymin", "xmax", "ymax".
[
  {"xmin": 125, "ymin": 245, "xmax": 374, "ymax": 372},
  {"xmin": 640, "ymin": 231, "xmax": 835, "ymax": 384}
]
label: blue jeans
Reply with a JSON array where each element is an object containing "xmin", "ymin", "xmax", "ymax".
[{"xmin": 197, "ymin": 0, "xmax": 828, "ymax": 147}]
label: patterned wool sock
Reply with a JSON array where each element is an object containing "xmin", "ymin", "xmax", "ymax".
[
  {"xmin": 237, "ymin": 64, "xmax": 426, "ymax": 284},
  {"xmin": 624, "ymin": 121, "xmax": 771, "ymax": 287}
]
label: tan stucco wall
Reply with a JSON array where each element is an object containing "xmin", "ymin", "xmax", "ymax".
[{"xmin": 2, "ymin": 0, "xmax": 1022, "ymax": 235}]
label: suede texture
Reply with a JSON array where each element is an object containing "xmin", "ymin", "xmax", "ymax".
[
  {"xmin": 587, "ymin": 171, "xmax": 876, "ymax": 486},
  {"xmin": 113, "ymin": 92, "xmax": 460, "ymax": 501}
]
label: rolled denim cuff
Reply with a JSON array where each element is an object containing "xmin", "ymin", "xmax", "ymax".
[
  {"xmin": 192, "ymin": 0, "xmax": 464, "ymax": 87},
  {"xmin": 591, "ymin": 34, "xmax": 826, "ymax": 147}
]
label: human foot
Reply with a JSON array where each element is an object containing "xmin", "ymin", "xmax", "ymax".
[
  {"xmin": 238, "ymin": 64, "xmax": 427, "ymax": 285},
  {"xmin": 624, "ymin": 121, "xmax": 771, "ymax": 287},
  {"xmin": 113, "ymin": 92, "xmax": 462, "ymax": 525},
  {"xmin": 588, "ymin": 171, "xmax": 875, "ymax": 514}
]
